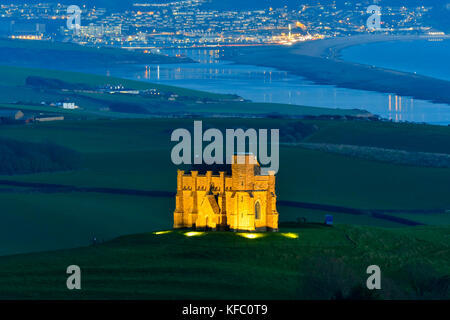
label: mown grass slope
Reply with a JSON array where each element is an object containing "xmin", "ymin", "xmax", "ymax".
[{"xmin": 0, "ymin": 225, "xmax": 448, "ymax": 300}]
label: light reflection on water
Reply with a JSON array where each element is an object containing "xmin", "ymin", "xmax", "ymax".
[{"xmin": 104, "ymin": 48, "xmax": 450, "ymax": 125}]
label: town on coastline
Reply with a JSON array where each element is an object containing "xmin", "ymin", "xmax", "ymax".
[{"xmin": 0, "ymin": 1, "xmax": 445, "ymax": 50}]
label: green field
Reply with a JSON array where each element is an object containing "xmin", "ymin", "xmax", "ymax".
[
  {"xmin": 387, "ymin": 212, "xmax": 450, "ymax": 226},
  {"xmin": 0, "ymin": 192, "xmax": 172, "ymax": 256},
  {"xmin": 2, "ymin": 118, "xmax": 450, "ymax": 257},
  {"xmin": 1, "ymin": 41, "xmax": 450, "ymax": 301},
  {"xmin": 2, "ymin": 118, "xmax": 450, "ymax": 209},
  {"xmin": 0, "ymin": 225, "xmax": 448, "ymax": 300},
  {"xmin": 303, "ymin": 120, "xmax": 450, "ymax": 154}
]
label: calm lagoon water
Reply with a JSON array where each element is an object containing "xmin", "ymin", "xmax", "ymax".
[
  {"xmin": 92, "ymin": 46, "xmax": 450, "ymax": 125},
  {"xmin": 341, "ymin": 40, "xmax": 450, "ymax": 82}
]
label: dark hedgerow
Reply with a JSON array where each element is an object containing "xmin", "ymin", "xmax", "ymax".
[
  {"xmin": 0, "ymin": 138, "xmax": 81, "ymax": 175},
  {"xmin": 280, "ymin": 121, "xmax": 318, "ymax": 143}
]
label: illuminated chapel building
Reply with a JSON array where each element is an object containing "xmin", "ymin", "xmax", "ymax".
[{"xmin": 173, "ymin": 154, "xmax": 279, "ymax": 232}]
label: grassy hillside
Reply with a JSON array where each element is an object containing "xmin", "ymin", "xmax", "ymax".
[
  {"xmin": 0, "ymin": 225, "xmax": 448, "ymax": 300},
  {"xmin": 2, "ymin": 119, "xmax": 450, "ymax": 210},
  {"xmin": 1, "ymin": 118, "xmax": 450, "ymax": 256},
  {"xmin": 303, "ymin": 120, "xmax": 450, "ymax": 154}
]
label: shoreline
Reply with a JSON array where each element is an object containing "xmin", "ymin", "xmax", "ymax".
[
  {"xmin": 224, "ymin": 35, "xmax": 450, "ymax": 107},
  {"xmin": 291, "ymin": 34, "xmax": 441, "ymax": 60}
]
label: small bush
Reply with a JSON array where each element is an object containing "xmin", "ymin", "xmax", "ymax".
[
  {"xmin": 280, "ymin": 121, "xmax": 318, "ymax": 143},
  {"xmin": 296, "ymin": 256, "xmax": 379, "ymax": 300},
  {"xmin": 402, "ymin": 263, "xmax": 450, "ymax": 299}
]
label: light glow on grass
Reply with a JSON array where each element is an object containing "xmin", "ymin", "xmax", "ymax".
[
  {"xmin": 184, "ymin": 231, "xmax": 204, "ymax": 237},
  {"xmin": 281, "ymin": 232, "xmax": 299, "ymax": 239},
  {"xmin": 237, "ymin": 233, "xmax": 264, "ymax": 239},
  {"xmin": 153, "ymin": 230, "xmax": 172, "ymax": 235}
]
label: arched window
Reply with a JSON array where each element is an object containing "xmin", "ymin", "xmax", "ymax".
[{"xmin": 255, "ymin": 201, "xmax": 261, "ymax": 220}]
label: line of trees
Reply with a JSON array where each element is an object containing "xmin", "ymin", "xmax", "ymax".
[{"xmin": 0, "ymin": 138, "xmax": 81, "ymax": 175}]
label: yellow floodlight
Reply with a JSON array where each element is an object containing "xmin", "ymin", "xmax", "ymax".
[
  {"xmin": 184, "ymin": 231, "xmax": 204, "ymax": 237},
  {"xmin": 153, "ymin": 230, "xmax": 172, "ymax": 235},
  {"xmin": 281, "ymin": 233, "xmax": 299, "ymax": 239},
  {"xmin": 237, "ymin": 233, "xmax": 264, "ymax": 239}
]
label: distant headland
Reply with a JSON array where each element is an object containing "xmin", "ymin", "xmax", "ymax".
[{"xmin": 290, "ymin": 34, "xmax": 448, "ymax": 59}]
